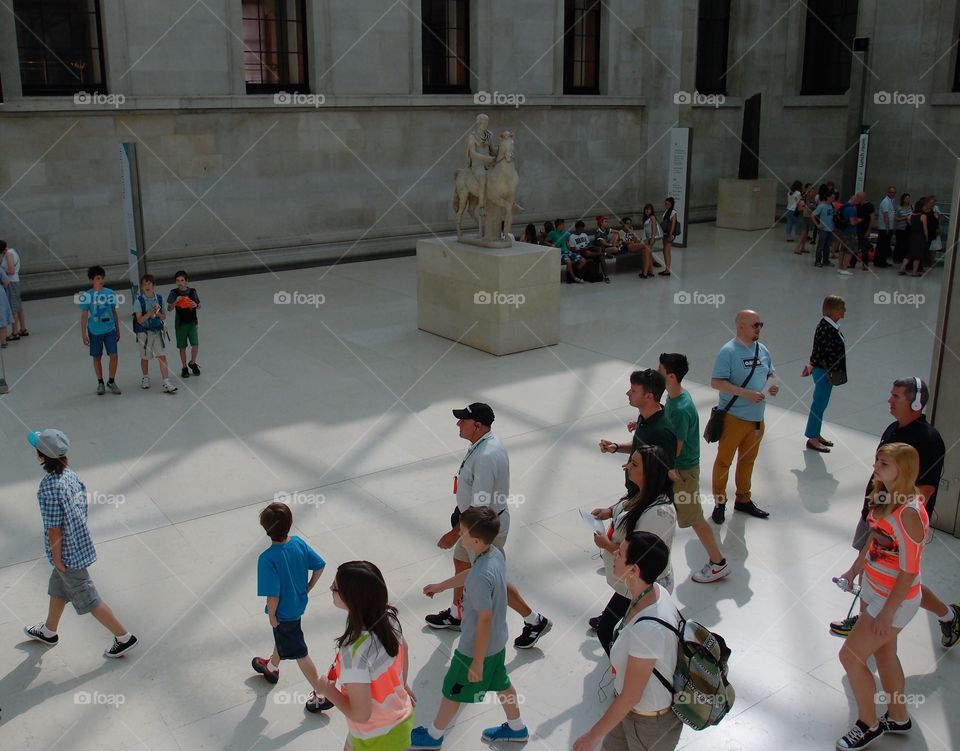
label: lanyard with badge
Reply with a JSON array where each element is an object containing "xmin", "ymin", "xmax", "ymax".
[{"xmin": 454, "ymin": 434, "xmax": 491, "ymax": 494}]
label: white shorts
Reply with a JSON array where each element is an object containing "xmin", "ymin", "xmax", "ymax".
[
  {"xmin": 860, "ymin": 585, "xmax": 921, "ymax": 629},
  {"xmin": 138, "ymin": 330, "xmax": 167, "ymax": 360}
]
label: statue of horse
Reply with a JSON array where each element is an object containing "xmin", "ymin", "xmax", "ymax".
[{"xmin": 453, "ymin": 131, "xmax": 522, "ymax": 241}]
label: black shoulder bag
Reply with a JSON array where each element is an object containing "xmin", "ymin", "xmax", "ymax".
[{"xmin": 703, "ymin": 343, "xmax": 760, "ymax": 444}]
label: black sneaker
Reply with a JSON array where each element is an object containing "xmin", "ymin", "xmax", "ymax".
[
  {"xmin": 879, "ymin": 713, "xmax": 912, "ymax": 734},
  {"xmin": 830, "ymin": 614, "xmax": 859, "ymax": 637},
  {"xmin": 711, "ymin": 504, "xmax": 726, "ymax": 525},
  {"xmin": 940, "ymin": 603, "xmax": 960, "ymax": 648},
  {"xmin": 23, "ymin": 623, "xmax": 58, "ymax": 646},
  {"xmin": 181, "ymin": 366, "xmax": 190, "ymax": 378},
  {"xmin": 189, "ymin": 361, "xmax": 201, "ymax": 376},
  {"xmin": 425, "ymin": 608, "xmax": 461, "ymax": 630},
  {"xmin": 252, "ymin": 656, "xmax": 279, "ymax": 684},
  {"xmin": 305, "ymin": 690, "xmax": 334, "ymax": 713},
  {"xmin": 103, "ymin": 634, "xmax": 138, "ymax": 658},
  {"xmin": 836, "ymin": 720, "xmax": 883, "ymax": 749},
  {"xmin": 514, "ymin": 615, "xmax": 551, "ymax": 649},
  {"xmin": 588, "ymin": 616, "xmax": 601, "ymax": 631}
]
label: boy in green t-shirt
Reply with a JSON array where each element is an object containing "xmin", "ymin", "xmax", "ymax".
[{"xmin": 658, "ymin": 353, "xmax": 729, "ymax": 583}]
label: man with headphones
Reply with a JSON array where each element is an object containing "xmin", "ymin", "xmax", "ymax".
[{"xmin": 830, "ymin": 377, "xmax": 958, "ymax": 646}]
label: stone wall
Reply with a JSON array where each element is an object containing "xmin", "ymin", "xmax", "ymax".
[{"xmin": 0, "ymin": 0, "xmax": 958, "ymax": 292}]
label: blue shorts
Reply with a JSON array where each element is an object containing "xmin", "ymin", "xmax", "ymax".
[
  {"xmin": 272, "ymin": 618, "xmax": 308, "ymax": 660},
  {"xmin": 89, "ymin": 330, "xmax": 118, "ymax": 357},
  {"xmin": 562, "ymin": 251, "xmax": 583, "ymax": 264}
]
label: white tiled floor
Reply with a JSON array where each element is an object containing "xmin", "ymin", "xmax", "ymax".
[{"xmin": 1, "ymin": 225, "xmax": 957, "ymax": 750}]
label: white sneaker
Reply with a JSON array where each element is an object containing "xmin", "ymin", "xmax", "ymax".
[
  {"xmin": 692, "ymin": 560, "xmax": 730, "ymax": 583},
  {"xmin": 140, "ymin": 376, "xmax": 150, "ymax": 389},
  {"xmin": 162, "ymin": 380, "xmax": 178, "ymax": 394},
  {"xmin": 838, "ymin": 269, "xmax": 854, "ymax": 276}
]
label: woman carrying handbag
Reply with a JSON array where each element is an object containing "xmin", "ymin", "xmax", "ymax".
[{"xmin": 802, "ymin": 295, "xmax": 847, "ymax": 453}]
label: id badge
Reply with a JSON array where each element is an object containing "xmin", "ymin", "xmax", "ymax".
[{"xmin": 453, "ymin": 475, "xmax": 458, "ymax": 494}]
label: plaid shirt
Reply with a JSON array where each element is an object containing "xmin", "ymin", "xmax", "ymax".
[{"xmin": 37, "ymin": 469, "xmax": 97, "ymax": 569}]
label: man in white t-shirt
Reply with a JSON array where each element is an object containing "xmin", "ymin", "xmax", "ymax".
[
  {"xmin": 875, "ymin": 185, "xmax": 897, "ymax": 268},
  {"xmin": 425, "ymin": 402, "xmax": 552, "ymax": 649},
  {"xmin": 570, "ymin": 220, "xmax": 610, "ymax": 283},
  {"xmin": 1, "ymin": 241, "xmax": 28, "ymax": 338}
]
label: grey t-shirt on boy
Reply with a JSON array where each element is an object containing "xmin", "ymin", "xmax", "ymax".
[{"xmin": 458, "ymin": 545, "xmax": 508, "ymax": 658}]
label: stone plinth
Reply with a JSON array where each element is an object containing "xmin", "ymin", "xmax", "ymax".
[
  {"xmin": 417, "ymin": 238, "xmax": 560, "ymax": 355},
  {"xmin": 716, "ymin": 178, "xmax": 777, "ymax": 230}
]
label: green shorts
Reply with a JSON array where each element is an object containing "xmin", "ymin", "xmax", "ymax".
[
  {"xmin": 175, "ymin": 322, "xmax": 199, "ymax": 349},
  {"xmin": 441, "ymin": 649, "xmax": 511, "ymax": 703}
]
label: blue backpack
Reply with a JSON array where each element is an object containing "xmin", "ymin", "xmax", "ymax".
[{"xmin": 133, "ymin": 293, "xmax": 165, "ymax": 334}]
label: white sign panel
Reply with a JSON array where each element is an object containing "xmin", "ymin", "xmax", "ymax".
[{"xmin": 667, "ymin": 128, "xmax": 691, "ymax": 246}]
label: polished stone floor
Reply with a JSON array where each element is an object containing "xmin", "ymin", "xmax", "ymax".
[{"xmin": 0, "ymin": 224, "xmax": 956, "ymax": 750}]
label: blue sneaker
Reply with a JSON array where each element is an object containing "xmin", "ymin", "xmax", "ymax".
[
  {"xmin": 410, "ymin": 725, "xmax": 444, "ymax": 749},
  {"xmin": 482, "ymin": 723, "xmax": 529, "ymax": 743}
]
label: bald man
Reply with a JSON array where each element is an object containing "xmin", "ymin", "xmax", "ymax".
[{"xmin": 709, "ymin": 310, "xmax": 779, "ymax": 522}]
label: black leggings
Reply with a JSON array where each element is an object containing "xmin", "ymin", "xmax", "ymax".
[{"xmin": 598, "ymin": 592, "xmax": 631, "ymax": 656}]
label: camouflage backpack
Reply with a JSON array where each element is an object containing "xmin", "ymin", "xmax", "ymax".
[{"xmin": 635, "ymin": 612, "xmax": 734, "ymax": 730}]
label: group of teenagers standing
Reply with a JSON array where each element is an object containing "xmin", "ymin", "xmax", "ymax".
[
  {"xmin": 520, "ymin": 198, "xmax": 680, "ymax": 284},
  {"xmin": 784, "ymin": 181, "xmax": 942, "ymax": 277}
]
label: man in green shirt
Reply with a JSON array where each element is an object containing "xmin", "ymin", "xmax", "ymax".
[
  {"xmin": 598, "ymin": 369, "xmax": 675, "ymax": 499},
  {"xmin": 659, "ymin": 353, "xmax": 729, "ymax": 583}
]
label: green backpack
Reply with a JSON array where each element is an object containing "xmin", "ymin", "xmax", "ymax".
[{"xmin": 635, "ymin": 612, "xmax": 734, "ymax": 730}]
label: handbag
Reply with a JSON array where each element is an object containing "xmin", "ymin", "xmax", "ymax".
[
  {"xmin": 827, "ymin": 367, "xmax": 847, "ymax": 386},
  {"xmin": 703, "ymin": 343, "xmax": 761, "ymax": 444}
]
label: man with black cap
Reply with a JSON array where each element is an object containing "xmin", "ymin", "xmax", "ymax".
[
  {"xmin": 21, "ymin": 428, "xmax": 139, "ymax": 658},
  {"xmin": 425, "ymin": 403, "xmax": 551, "ymax": 649}
]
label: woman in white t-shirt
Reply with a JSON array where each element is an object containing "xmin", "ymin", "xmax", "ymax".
[
  {"xmin": 785, "ymin": 180, "xmax": 803, "ymax": 243},
  {"xmin": 574, "ymin": 531, "xmax": 683, "ymax": 751},
  {"xmin": 590, "ymin": 446, "xmax": 677, "ymax": 656},
  {"xmin": 0, "ymin": 241, "xmax": 27, "ymax": 338}
]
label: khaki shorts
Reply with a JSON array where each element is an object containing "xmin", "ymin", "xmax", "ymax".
[
  {"xmin": 453, "ymin": 535, "xmax": 506, "ymax": 563},
  {"xmin": 673, "ymin": 467, "xmax": 705, "ymax": 528},
  {"xmin": 138, "ymin": 330, "xmax": 167, "ymax": 360}
]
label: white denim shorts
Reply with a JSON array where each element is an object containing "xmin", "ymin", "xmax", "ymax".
[{"xmin": 860, "ymin": 585, "xmax": 921, "ymax": 629}]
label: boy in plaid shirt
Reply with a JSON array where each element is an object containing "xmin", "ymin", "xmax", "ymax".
[{"xmin": 22, "ymin": 429, "xmax": 139, "ymax": 658}]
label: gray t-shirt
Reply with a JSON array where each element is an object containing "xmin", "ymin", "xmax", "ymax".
[
  {"xmin": 458, "ymin": 545, "xmax": 508, "ymax": 657},
  {"xmin": 456, "ymin": 433, "xmax": 511, "ymax": 539}
]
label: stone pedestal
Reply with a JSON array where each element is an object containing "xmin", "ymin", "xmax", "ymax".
[
  {"xmin": 417, "ymin": 238, "xmax": 560, "ymax": 356},
  {"xmin": 716, "ymin": 178, "xmax": 777, "ymax": 230}
]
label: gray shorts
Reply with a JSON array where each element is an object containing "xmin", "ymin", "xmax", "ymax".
[
  {"xmin": 48, "ymin": 567, "xmax": 102, "ymax": 615},
  {"xmin": 453, "ymin": 535, "xmax": 506, "ymax": 563},
  {"xmin": 6, "ymin": 281, "xmax": 21, "ymax": 313},
  {"xmin": 852, "ymin": 516, "xmax": 870, "ymax": 551}
]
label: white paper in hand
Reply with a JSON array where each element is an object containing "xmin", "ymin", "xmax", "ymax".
[{"xmin": 580, "ymin": 509, "xmax": 605, "ymax": 535}]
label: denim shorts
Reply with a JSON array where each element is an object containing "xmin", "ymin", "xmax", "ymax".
[
  {"xmin": 272, "ymin": 618, "xmax": 308, "ymax": 660},
  {"xmin": 48, "ymin": 567, "xmax": 102, "ymax": 615},
  {"xmin": 88, "ymin": 329, "xmax": 118, "ymax": 357}
]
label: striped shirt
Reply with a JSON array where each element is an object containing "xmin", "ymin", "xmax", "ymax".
[
  {"xmin": 865, "ymin": 497, "xmax": 928, "ymax": 600},
  {"xmin": 332, "ymin": 617, "xmax": 413, "ymax": 751}
]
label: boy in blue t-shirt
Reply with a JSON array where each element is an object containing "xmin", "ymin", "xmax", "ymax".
[
  {"xmin": 135, "ymin": 274, "xmax": 177, "ymax": 394},
  {"xmin": 252, "ymin": 502, "xmax": 331, "ymax": 713},
  {"xmin": 77, "ymin": 265, "xmax": 121, "ymax": 395}
]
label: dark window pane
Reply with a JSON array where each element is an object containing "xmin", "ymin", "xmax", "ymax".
[
  {"xmin": 954, "ymin": 38, "xmax": 960, "ymax": 92},
  {"xmin": 695, "ymin": 0, "xmax": 731, "ymax": 95},
  {"xmin": 14, "ymin": 0, "xmax": 106, "ymax": 95},
  {"xmin": 243, "ymin": 0, "xmax": 308, "ymax": 93},
  {"xmin": 564, "ymin": 0, "xmax": 601, "ymax": 94},
  {"xmin": 422, "ymin": 0, "xmax": 471, "ymax": 93},
  {"xmin": 801, "ymin": 0, "xmax": 859, "ymax": 95}
]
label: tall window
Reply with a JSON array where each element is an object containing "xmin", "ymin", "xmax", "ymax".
[
  {"xmin": 242, "ymin": 0, "xmax": 308, "ymax": 93},
  {"xmin": 954, "ymin": 34, "xmax": 960, "ymax": 92},
  {"xmin": 14, "ymin": 0, "xmax": 105, "ymax": 95},
  {"xmin": 421, "ymin": 0, "xmax": 470, "ymax": 93},
  {"xmin": 563, "ymin": 0, "xmax": 601, "ymax": 94},
  {"xmin": 800, "ymin": 0, "xmax": 859, "ymax": 95},
  {"xmin": 695, "ymin": 0, "xmax": 731, "ymax": 95}
]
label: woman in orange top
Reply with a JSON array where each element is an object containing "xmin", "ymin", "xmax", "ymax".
[{"xmin": 835, "ymin": 443, "xmax": 928, "ymax": 750}]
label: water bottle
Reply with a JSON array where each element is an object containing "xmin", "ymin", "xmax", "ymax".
[{"xmin": 833, "ymin": 577, "xmax": 861, "ymax": 596}]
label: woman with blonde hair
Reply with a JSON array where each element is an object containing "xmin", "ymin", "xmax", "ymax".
[{"xmin": 835, "ymin": 442, "xmax": 928, "ymax": 749}]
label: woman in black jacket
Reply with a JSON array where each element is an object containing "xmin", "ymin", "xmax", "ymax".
[{"xmin": 802, "ymin": 295, "xmax": 846, "ymax": 452}]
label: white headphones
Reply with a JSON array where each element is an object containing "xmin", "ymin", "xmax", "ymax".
[{"xmin": 911, "ymin": 377, "xmax": 924, "ymax": 412}]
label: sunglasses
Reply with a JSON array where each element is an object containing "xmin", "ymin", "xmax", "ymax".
[{"xmin": 750, "ymin": 322, "xmax": 763, "ymax": 329}]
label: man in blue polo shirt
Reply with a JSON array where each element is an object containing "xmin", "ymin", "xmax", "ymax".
[{"xmin": 710, "ymin": 310, "xmax": 779, "ymax": 522}]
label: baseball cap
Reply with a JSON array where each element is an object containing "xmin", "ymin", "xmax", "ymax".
[
  {"xmin": 28, "ymin": 429, "xmax": 70, "ymax": 458},
  {"xmin": 452, "ymin": 402, "xmax": 495, "ymax": 426}
]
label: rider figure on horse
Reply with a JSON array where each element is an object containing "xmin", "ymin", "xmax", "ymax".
[{"xmin": 466, "ymin": 114, "xmax": 498, "ymax": 210}]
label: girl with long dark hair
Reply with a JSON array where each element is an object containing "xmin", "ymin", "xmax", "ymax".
[
  {"xmin": 317, "ymin": 561, "xmax": 415, "ymax": 751},
  {"xmin": 659, "ymin": 197, "xmax": 677, "ymax": 276},
  {"xmin": 589, "ymin": 446, "xmax": 677, "ymax": 655}
]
